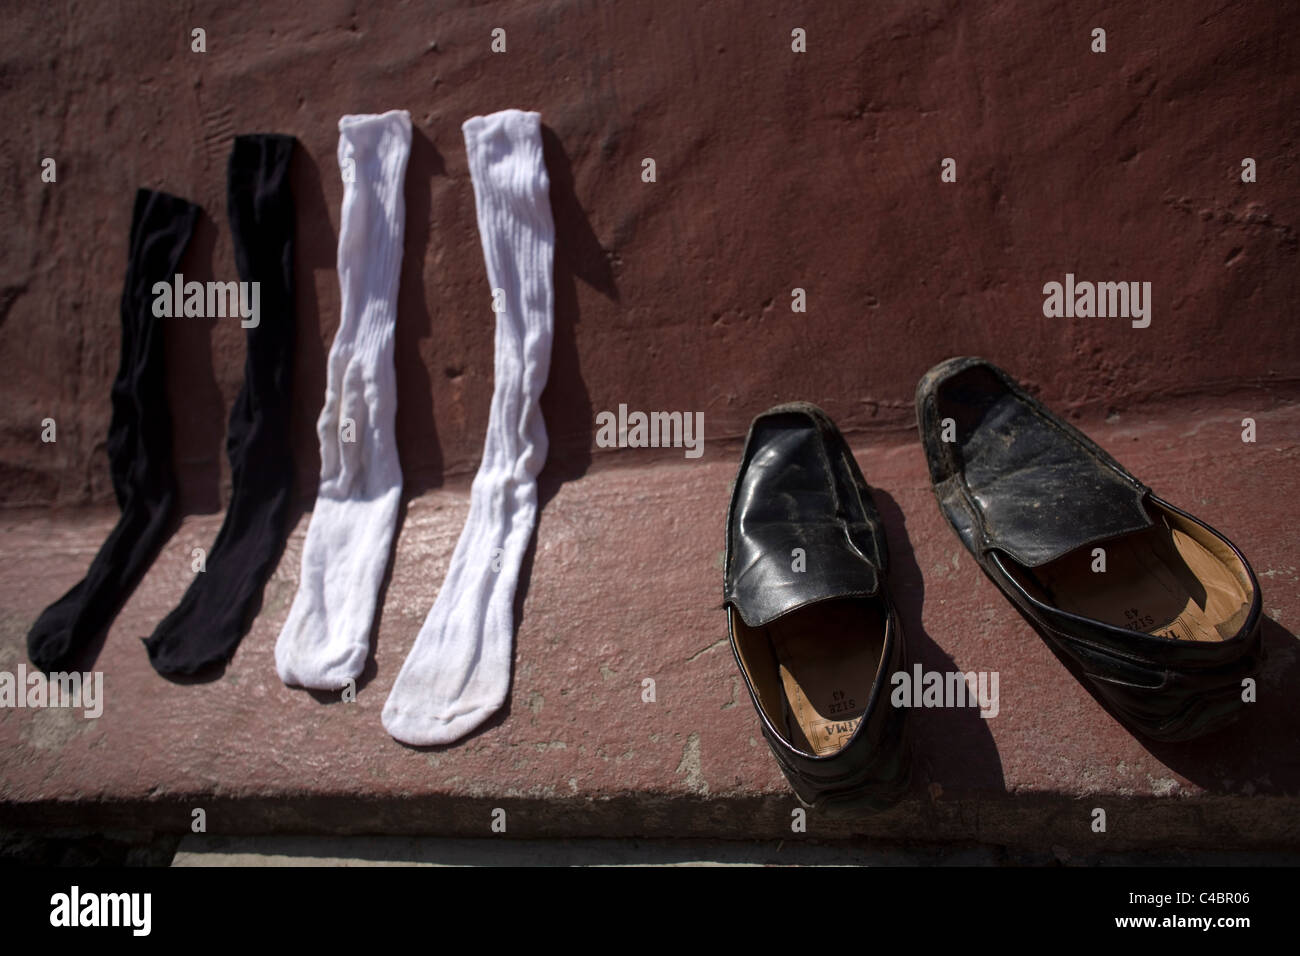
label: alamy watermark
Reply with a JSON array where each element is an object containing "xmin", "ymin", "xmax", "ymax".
[
  {"xmin": 152, "ymin": 273, "xmax": 260, "ymax": 328},
  {"xmin": 50, "ymin": 886, "xmax": 150, "ymax": 936},
  {"xmin": 595, "ymin": 404, "xmax": 704, "ymax": 459},
  {"xmin": 0, "ymin": 665, "xmax": 103, "ymax": 718},
  {"xmin": 891, "ymin": 665, "xmax": 999, "ymax": 718},
  {"xmin": 1042, "ymin": 273, "xmax": 1150, "ymax": 328}
]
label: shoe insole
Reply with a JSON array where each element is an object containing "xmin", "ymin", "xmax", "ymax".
[
  {"xmin": 1032, "ymin": 520, "xmax": 1249, "ymax": 642},
  {"xmin": 760, "ymin": 601, "xmax": 886, "ymax": 756}
]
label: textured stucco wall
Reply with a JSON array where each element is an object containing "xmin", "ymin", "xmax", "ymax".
[{"xmin": 2, "ymin": 0, "xmax": 1297, "ymax": 511}]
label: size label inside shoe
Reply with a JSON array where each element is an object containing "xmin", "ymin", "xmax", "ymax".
[
  {"xmin": 763, "ymin": 600, "xmax": 884, "ymax": 757},
  {"xmin": 804, "ymin": 712, "xmax": 861, "ymax": 753},
  {"xmin": 785, "ymin": 679, "xmax": 862, "ymax": 754},
  {"xmin": 1035, "ymin": 523, "xmax": 1250, "ymax": 644}
]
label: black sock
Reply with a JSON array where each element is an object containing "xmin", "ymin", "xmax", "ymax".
[
  {"xmin": 27, "ymin": 189, "xmax": 199, "ymax": 672},
  {"xmin": 143, "ymin": 134, "xmax": 298, "ymax": 675}
]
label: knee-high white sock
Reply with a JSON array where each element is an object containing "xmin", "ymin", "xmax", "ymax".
[
  {"xmin": 383, "ymin": 109, "xmax": 554, "ymax": 745},
  {"xmin": 275, "ymin": 109, "xmax": 411, "ymax": 690}
]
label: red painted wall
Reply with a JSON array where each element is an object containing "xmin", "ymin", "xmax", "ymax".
[{"xmin": 3, "ymin": 0, "xmax": 1297, "ymax": 511}]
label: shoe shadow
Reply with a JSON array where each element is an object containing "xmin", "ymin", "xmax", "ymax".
[
  {"xmin": 871, "ymin": 488, "xmax": 1006, "ymax": 798},
  {"xmin": 1137, "ymin": 616, "xmax": 1300, "ymax": 794},
  {"xmin": 998, "ymin": 576, "xmax": 1300, "ymax": 795}
]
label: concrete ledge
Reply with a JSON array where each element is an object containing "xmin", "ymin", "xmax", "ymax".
[{"xmin": 2, "ymin": 395, "xmax": 1298, "ymax": 850}]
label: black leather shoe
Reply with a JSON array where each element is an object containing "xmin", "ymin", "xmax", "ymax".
[
  {"xmin": 724, "ymin": 403, "xmax": 910, "ymax": 809},
  {"xmin": 916, "ymin": 357, "xmax": 1263, "ymax": 741}
]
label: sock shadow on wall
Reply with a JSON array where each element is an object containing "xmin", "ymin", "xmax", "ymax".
[
  {"xmin": 164, "ymin": 208, "xmax": 223, "ymax": 520},
  {"xmin": 284, "ymin": 136, "xmax": 335, "ymax": 525},
  {"xmin": 468, "ymin": 125, "xmax": 612, "ymax": 738},
  {"xmin": 537, "ymin": 122, "xmax": 613, "ymax": 508}
]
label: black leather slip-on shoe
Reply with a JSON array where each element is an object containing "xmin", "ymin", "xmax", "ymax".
[
  {"xmin": 916, "ymin": 357, "xmax": 1264, "ymax": 742},
  {"xmin": 723, "ymin": 403, "xmax": 911, "ymax": 809}
]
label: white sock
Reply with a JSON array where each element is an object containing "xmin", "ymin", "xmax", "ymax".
[
  {"xmin": 383, "ymin": 109, "xmax": 554, "ymax": 745},
  {"xmin": 275, "ymin": 109, "xmax": 411, "ymax": 690}
]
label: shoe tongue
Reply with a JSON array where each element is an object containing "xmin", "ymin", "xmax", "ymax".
[
  {"xmin": 726, "ymin": 409, "xmax": 886, "ymax": 628},
  {"xmin": 964, "ymin": 394, "xmax": 1154, "ymax": 567},
  {"xmin": 740, "ymin": 556, "xmax": 880, "ymax": 628}
]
